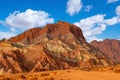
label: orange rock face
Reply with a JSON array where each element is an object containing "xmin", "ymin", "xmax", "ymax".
[
  {"xmin": 0, "ymin": 22, "xmax": 115, "ymax": 74},
  {"xmin": 91, "ymin": 39, "xmax": 120, "ymax": 64},
  {"xmin": 9, "ymin": 21, "xmax": 86, "ymax": 44}
]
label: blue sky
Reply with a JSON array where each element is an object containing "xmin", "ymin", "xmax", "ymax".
[{"xmin": 0, "ymin": 0, "xmax": 120, "ymax": 42}]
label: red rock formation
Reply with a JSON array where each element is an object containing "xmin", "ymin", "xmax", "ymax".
[
  {"xmin": 91, "ymin": 39, "xmax": 120, "ymax": 64},
  {"xmin": 0, "ymin": 22, "xmax": 115, "ymax": 74},
  {"xmin": 9, "ymin": 21, "xmax": 86, "ymax": 44}
]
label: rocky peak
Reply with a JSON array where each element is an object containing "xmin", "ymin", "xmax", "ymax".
[{"xmin": 8, "ymin": 21, "xmax": 86, "ymax": 44}]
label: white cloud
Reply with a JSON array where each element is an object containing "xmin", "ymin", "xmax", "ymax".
[
  {"xmin": 0, "ymin": 9, "xmax": 54, "ymax": 31},
  {"xmin": 66, "ymin": 0, "xmax": 82, "ymax": 16},
  {"xmin": 107, "ymin": 0, "xmax": 119, "ymax": 4},
  {"xmin": 0, "ymin": 31, "xmax": 16, "ymax": 40},
  {"xmin": 84, "ymin": 5, "xmax": 92, "ymax": 12},
  {"xmin": 116, "ymin": 5, "xmax": 120, "ymax": 16},
  {"xmin": 74, "ymin": 14, "xmax": 106, "ymax": 42},
  {"xmin": 74, "ymin": 13, "xmax": 120, "ymax": 42},
  {"xmin": 74, "ymin": 15, "xmax": 105, "ymax": 31},
  {"xmin": 104, "ymin": 17, "xmax": 119, "ymax": 25},
  {"xmin": 74, "ymin": 5, "xmax": 120, "ymax": 42}
]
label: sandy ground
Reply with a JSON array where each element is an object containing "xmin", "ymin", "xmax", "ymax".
[
  {"xmin": 52, "ymin": 70, "xmax": 120, "ymax": 80},
  {"xmin": 0, "ymin": 68, "xmax": 120, "ymax": 80}
]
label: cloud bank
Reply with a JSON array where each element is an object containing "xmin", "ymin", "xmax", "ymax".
[
  {"xmin": 74, "ymin": 5, "xmax": 120, "ymax": 42},
  {"xmin": 0, "ymin": 9, "xmax": 54, "ymax": 31}
]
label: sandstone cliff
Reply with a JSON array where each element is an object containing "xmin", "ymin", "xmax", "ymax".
[
  {"xmin": 91, "ymin": 39, "xmax": 120, "ymax": 64},
  {"xmin": 0, "ymin": 22, "xmax": 114, "ymax": 74}
]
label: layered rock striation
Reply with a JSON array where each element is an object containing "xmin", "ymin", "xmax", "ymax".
[
  {"xmin": 0, "ymin": 21, "xmax": 114, "ymax": 74},
  {"xmin": 91, "ymin": 39, "xmax": 120, "ymax": 64}
]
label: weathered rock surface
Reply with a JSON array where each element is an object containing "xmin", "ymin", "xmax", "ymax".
[
  {"xmin": 0, "ymin": 22, "xmax": 114, "ymax": 74},
  {"xmin": 91, "ymin": 39, "xmax": 120, "ymax": 64},
  {"xmin": 9, "ymin": 21, "xmax": 86, "ymax": 44}
]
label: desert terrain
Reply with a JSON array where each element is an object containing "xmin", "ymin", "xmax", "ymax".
[
  {"xmin": 0, "ymin": 22, "xmax": 120, "ymax": 80},
  {"xmin": 0, "ymin": 65, "xmax": 120, "ymax": 80},
  {"xmin": 0, "ymin": 0, "xmax": 120, "ymax": 80}
]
